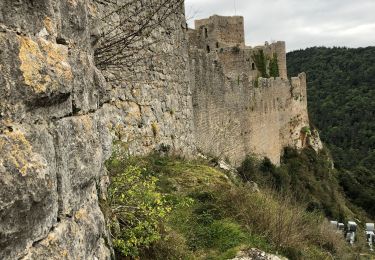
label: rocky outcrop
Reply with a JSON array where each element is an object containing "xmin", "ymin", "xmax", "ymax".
[
  {"xmin": 232, "ymin": 249, "xmax": 288, "ymax": 260},
  {"xmin": 0, "ymin": 0, "xmax": 112, "ymax": 258}
]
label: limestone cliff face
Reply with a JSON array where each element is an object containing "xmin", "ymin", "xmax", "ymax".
[
  {"xmin": 0, "ymin": 0, "xmax": 112, "ymax": 259},
  {"xmin": 0, "ymin": 1, "xmax": 318, "ymax": 259}
]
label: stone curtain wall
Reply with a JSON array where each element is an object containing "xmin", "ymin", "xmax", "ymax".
[
  {"xmin": 190, "ymin": 48, "xmax": 310, "ymax": 165},
  {"xmin": 190, "ymin": 49, "xmax": 253, "ymax": 163},
  {"xmin": 0, "ymin": 0, "xmax": 194, "ymax": 259},
  {"xmin": 95, "ymin": 0, "xmax": 195, "ymax": 157}
]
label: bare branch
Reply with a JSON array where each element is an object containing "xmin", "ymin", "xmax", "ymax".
[{"xmin": 93, "ymin": 0, "xmax": 185, "ymax": 81}]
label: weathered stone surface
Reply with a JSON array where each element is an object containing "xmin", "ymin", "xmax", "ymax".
[
  {"xmin": 21, "ymin": 183, "xmax": 110, "ymax": 260},
  {"xmin": 232, "ymin": 248, "xmax": 288, "ymax": 260},
  {"xmin": 94, "ymin": 0, "xmax": 196, "ymax": 158},
  {"xmin": 0, "ymin": 125, "xmax": 57, "ymax": 259},
  {"xmin": 0, "ymin": 0, "xmax": 112, "ymax": 259},
  {"xmin": 189, "ymin": 47, "xmax": 311, "ymax": 165}
]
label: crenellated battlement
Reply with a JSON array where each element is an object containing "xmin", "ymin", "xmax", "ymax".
[{"xmin": 188, "ymin": 15, "xmax": 287, "ymax": 79}]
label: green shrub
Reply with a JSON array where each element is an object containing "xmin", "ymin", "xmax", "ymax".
[
  {"xmin": 215, "ymin": 185, "xmax": 351, "ymax": 259},
  {"xmin": 253, "ymin": 76, "xmax": 260, "ymax": 88},
  {"xmin": 237, "ymin": 155, "xmax": 259, "ymax": 182},
  {"xmin": 236, "ymin": 148, "xmax": 353, "ymax": 220},
  {"xmin": 301, "ymin": 126, "xmax": 311, "ymax": 136},
  {"xmin": 107, "ymin": 165, "xmax": 171, "ymax": 257},
  {"xmin": 252, "ymin": 50, "xmax": 268, "ymax": 78},
  {"xmin": 259, "ymin": 157, "xmax": 276, "ymax": 174},
  {"xmin": 269, "ymin": 53, "xmax": 279, "ymax": 78}
]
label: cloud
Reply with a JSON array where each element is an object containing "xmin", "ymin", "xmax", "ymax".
[{"xmin": 185, "ymin": 0, "xmax": 375, "ymax": 51}]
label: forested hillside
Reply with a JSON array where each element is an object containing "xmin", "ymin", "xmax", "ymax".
[{"xmin": 287, "ymin": 47, "xmax": 375, "ymax": 216}]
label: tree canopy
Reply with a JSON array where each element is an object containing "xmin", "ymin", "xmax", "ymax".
[{"xmin": 287, "ymin": 47, "xmax": 375, "ymax": 216}]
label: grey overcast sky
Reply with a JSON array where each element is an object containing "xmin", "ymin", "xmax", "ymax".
[{"xmin": 184, "ymin": 0, "xmax": 375, "ymax": 51}]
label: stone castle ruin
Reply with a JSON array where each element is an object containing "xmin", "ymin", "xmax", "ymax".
[
  {"xmin": 189, "ymin": 15, "xmax": 287, "ymax": 79},
  {"xmin": 0, "ymin": 2, "xmax": 320, "ymax": 259},
  {"xmin": 188, "ymin": 15, "xmax": 321, "ymax": 165}
]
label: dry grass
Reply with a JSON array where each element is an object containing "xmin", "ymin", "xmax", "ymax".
[
  {"xmin": 215, "ymin": 185, "xmax": 351, "ymax": 258},
  {"xmin": 106, "ymin": 152, "xmax": 356, "ymax": 259}
]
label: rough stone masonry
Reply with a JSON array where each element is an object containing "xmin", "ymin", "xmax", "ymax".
[
  {"xmin": 0, "ymin": 1, "xmax": 320, "ymax": 259},
  {"xmin": 189, "ymin": 15, "xmax": 321, "ymax": 165}
]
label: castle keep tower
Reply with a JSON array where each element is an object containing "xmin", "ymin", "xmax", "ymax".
[
  {"xmin": 188, "ymin": 15, "xmax": 287, "ymax": 79},
  {"xmin": 194, "ymin": 15, "xmax": 245, "ymax": 51}
]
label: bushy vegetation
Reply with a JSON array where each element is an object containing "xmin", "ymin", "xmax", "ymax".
[
  {"xmin": 252, "ymin": 50, "xmax": 268, "ymax": 78},
  {"xmin": 338, "ymin": 167, "xmax": 375, "ymax": 217},
  {"xmin": 252, "ymin": 50, "xmax": 280, "ymax": 79},
  {"xmin": 103, "ymin": 144, "xmax": 364, "ymax": 259},
  {"xmin": 103, "ymin": 146, "xmax": 172, "ymax": 257},
  {"xmin": 287, "ymin": 47, "xmax": 375, "ymax": 216},
  {"xmin": 238, "ymin": 147, "xmax": 355, "ymax": 220},
  {"xmin": 269, "ymin": 53, "xmax": 280, "ymax": 78}
]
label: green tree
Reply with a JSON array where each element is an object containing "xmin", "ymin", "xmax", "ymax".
[{"xmin": 287, "ymin": 47, "xmax": 375, "ymax": 216}]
